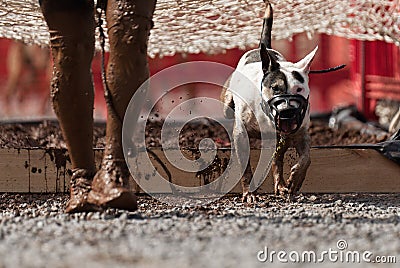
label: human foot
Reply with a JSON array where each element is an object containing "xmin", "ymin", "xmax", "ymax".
[{"xmin": 88, "ymin": 159, "xmax": 137, "ymax": 211}]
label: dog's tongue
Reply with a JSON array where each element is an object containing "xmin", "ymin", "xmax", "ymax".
[{"xmin": 279, "ymin": 119, "xmax": 297, "ymax": 134}]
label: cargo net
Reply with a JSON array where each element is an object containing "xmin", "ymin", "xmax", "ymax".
[{"xmin": 0, "ymin": 0, "xmax": 399, "ymax": 57}]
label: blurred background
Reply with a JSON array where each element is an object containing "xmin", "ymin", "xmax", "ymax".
[{"xmin": 0, "ymin": 34, "xmax": 399, "ymax": 130}]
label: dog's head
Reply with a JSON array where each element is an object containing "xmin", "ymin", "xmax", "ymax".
[{"xmin": 260, "ymin": 43, "xmax": 318, "ymax": 135}]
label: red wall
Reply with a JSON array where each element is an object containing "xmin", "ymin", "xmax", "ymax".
[
  {"xmin": 351, "ymin": 40, "xmax": 400, "ymax": 119},
  {"xmin": 0, "ymin": 36, "xmax": 399, "ymax": 119}
]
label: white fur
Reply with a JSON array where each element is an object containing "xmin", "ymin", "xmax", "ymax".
[
  {"xmin": 223, "ymin": 46, "xmax": 317, "ymax": 197},
  {"xmin": 226, "ymin": 47, "xmax": 318, "ymax": 132}
]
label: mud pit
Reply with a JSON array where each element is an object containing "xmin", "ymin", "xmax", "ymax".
[
  {"xmin": 0, "ymin": 119, "xmax": 388, "ymax": 149},
  {"xmin": 0, "ymin": 118, "xmax": 392, "ymax": 193},
  {"xmin": 0, "ymin": 121, "xmax": 398, "ymax": 267}
]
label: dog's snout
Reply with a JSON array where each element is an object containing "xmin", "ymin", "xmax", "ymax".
[
  {"xmin": 289, "ymin": 99, "xmax": 300, "ymax": 108},
  {"xmin": 273, "ymin": 97, "xmax": 301, "ymax": 111},
  {"xmin": 276, "ymin": 99, "xmax": 288, "ymax": 110},
  {"xmin": 264, "ymin": 94, "xmax": 309, "ymax": 134},
  {"xmin": 279, "ymin": 107, "xmax": 297, "ymax": 119}
]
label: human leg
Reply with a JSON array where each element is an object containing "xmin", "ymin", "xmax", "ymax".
[
  {"xmin": 88, "ymin": 0, "xmax": 156, "ymax": 210},
  {"xmin": 40, "ymin": 0, "xmax": 97, "ymax": 213}
]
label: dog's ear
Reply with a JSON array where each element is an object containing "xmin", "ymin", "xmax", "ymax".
[
  {"xmin": 260, "ymin": 43, "xmax": 270, "ymax": 73},
  {"xmin": 295, "ymin": 46, "xmax": 318, "ymax": 73},
  {"xmin": 260, "ymin": 43, "xmax": 280, "ymax": 73}
]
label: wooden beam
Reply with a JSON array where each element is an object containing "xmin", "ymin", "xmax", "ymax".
[
  {"xmin": 0, "ymin": 147, "xmax": 399, "ymax": 193},
  {"xmin": 301, "ymin": 148, "xmax": 400, "ymax": 192}
]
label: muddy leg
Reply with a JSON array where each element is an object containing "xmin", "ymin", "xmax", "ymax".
[
  {"xmin": 241, "ymin": 161, "xmax": 257, "ymax": 204},
  {"xmin": 272, "ymin": 137, "xmax": 288, "ymax": 196},
  {"xmin": 232, "ymin": 120, "xmax": 255, "ymax": 203},
  {"xmin": 287, "ymin": 132, "xmax": 311, "ymax": 195},
  {"xmin": 40, "ymin": 0, "xmax": 98, "ymax": 213},
  {"xmin": 88, "ymin": 0, "xmax": 156, "ymax": 211}
]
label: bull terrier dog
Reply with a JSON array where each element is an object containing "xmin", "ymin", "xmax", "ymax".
[{"xmin": 221, "ymin": 2, "xmax": 317, "ymax": 202}]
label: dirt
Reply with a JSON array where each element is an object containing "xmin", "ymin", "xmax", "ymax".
[
  {"xmin": 0, "ymin": 121, "xmax": 397, "ymax": 267},
  {"xmin": 308, "ymin": 120, "xmax": 388, "ymax": 145},
  {"xmin": 0, "ymin": 120, "xmax": 106, "ymax": 149},
  {"xmin": 0, "ymin": 119, "xmax": 388, "ymax": 149}
]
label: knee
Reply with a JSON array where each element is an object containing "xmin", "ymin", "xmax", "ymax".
[
  {"xmin": 40, "ymin": 0, "xmax": 95, "ymax": 67},
  {"xmin": 109, "ymin": 20, "xmax": 152, "ymax": 56},
  {"xmin": 107, "ymin": 3, "xmax": 154, "ymax": 54},
  {"xmin": 50, "ymin": 34, "xmax": 95, "ymax": 69}
]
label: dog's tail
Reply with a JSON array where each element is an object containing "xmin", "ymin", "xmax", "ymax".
[
  {"xmin": 259, "ymin": 1, "xmax": 273, "ymax": 49},
  {"xmin": 221, "ymin": 2, "xmax": 273, "ymax": 120}
]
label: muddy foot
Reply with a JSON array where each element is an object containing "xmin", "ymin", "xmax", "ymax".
[
  {"xmin": 88, "ymin": 159, "xmax": 137, "ymax": 211},
  {"xmin": 242, "ymin": 191, "xmax": 257, "ymax": 204},
  {"xmin": 274, "ymin": 183, "xmax": 290, "ymax": 198},
  {"xmin": 66, "ymin": 169, "xmax": 100, "ymax": 213}
]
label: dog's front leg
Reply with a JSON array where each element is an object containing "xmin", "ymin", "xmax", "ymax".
[
  {"xmin": 233, "ymin": 121, "xmax": 256, "ymax": 203},
  {"xmin": 272, "ymin": 139, "xmax": 288, "ymax": 196},
  {"xmin": 287, "ymin": 133, "xmax": 311, "ymax": 195},
  {"xmin": 241, "ymin": 161, "xmax": 256, "ymax": 203}
]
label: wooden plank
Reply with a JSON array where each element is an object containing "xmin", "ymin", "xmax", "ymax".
[
  {"xmin": 130, "ymin": 149, "xmax": 235, "ymax": 193},
  {"xmin": 0, "ymin": 148, "xmax": 73, "ymax": 193},
  {"xmin": 41, "ymin": 149, "xmax": 72, "ymax": 193},
  {"xmin": 1, "ymin": 147, "xmax": 399, "ymax": 193},
  {"xmin": 135, "ymin": 148, "xmax": 400, "ymax": 193},
  {"xmin": 0, "ymin": 149, "xmax": 29, "ymax": 192},
  {"xmin": 40, "ymin": 149, "xmax": 72, "ymax": 193},
  {"xmin": 28, "ymin": 149, "xmax": 47, "ymax": 193},
  {"xmin": 302, "ymin": 149, "xmax": 400, "ymax": 192}
]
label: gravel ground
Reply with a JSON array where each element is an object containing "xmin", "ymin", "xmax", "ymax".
[{"xmin": 0, "ymin": 193, "xmax": 399, "ymax": 268}]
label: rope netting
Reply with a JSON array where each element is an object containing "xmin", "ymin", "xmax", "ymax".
[{"xmin": 0, "ymin": 0, "xmax": 398, "ymax": 57}]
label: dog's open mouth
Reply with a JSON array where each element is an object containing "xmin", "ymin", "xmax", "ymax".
[
  {"xmin": 276, "ymin": 108, "xmax": 300, "ymax": 134},
  {"xmin": 277, "ymin": 119, "xmax": 298, "ymax": 134}
]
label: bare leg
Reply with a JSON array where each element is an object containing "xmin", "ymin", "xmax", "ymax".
[
  {"xmin": 88, "ymin": 0, "xmax": 156, "ymax": 211},
  {"xmin": 40, "ymin": 0, "xmax": 97, "ymax": 213},
  {"xmin": 4, "ymin": 41, "xmax": 23, "ymax": 113}
]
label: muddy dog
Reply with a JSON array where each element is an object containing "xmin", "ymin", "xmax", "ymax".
[{"xmin": 221, "ymin": 2, "xmax": 317, "ymax": 202}]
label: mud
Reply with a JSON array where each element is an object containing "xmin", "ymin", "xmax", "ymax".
[
  {"xmin": 0, "ymin": 119, "xmax": 388, "ymax": 149},
  {"xmin": 146, "ymin": 118, "xmax": 388, "ymax": 149}
]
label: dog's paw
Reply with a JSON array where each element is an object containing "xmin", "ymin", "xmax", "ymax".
[
  {"xmin": 274, "ymin": 184, "xmax": 289, "ymax": 197},
  {"xmin": 242, "ymin": 192, "xmax": 257, "ymax": 204}
]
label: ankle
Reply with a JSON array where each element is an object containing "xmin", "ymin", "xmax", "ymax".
[{"xmin": 71, "ymin": 167, "xmax": 96, "ymax": 180}]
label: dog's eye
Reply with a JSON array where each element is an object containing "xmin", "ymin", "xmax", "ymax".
[{"xmin": 296, "ymin": 87, "xmax": 304, "ymax": 93}]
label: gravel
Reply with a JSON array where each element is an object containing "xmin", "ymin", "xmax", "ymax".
[{"xmin": 0, "ymin": 193, "xmax": 399, "ymax": 267}]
